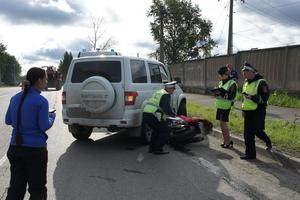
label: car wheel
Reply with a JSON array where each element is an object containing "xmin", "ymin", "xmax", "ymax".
[
  {"xmin": 177, "ymin": 100, "xmax": 187, "ymax": 116},
  {"xmin": 56, "ymin": 83, "xmax": 61, "ymax": 90},
  {"xmin": 141, "ymin": 120, "xmax": 153, "ymax": 144},
  {"xmin": 69, "ymin": 125, "xmax": 93, "ymax": 140}
]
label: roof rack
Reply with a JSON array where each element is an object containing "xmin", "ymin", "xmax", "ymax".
[{"xmin": 77, "ymin": 49, "xmax": 121, "ymax": 58}]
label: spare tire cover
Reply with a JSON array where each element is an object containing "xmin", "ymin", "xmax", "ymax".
[{"xmin": 80, "ymin": 76, "xmax": 115, "ymax": 113}]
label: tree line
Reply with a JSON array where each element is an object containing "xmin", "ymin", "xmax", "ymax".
[{"xmin": 0, "ymin": 43, "xmax": 22, "ymax": 85}]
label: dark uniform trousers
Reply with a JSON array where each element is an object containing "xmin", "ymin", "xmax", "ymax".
[
  {"xmin": 243, "ymin": 108, "xmax": 272, "ymax": 157},
  {"xmin": 6, "ymin": 146, "xmax": 48, "ymax": 200},
  {"xmin": 143, "ymin": 113, "xmax": 169, "ymax": 151}
]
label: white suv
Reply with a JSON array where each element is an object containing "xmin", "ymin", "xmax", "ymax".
[{"xmin": 62, "ymin": 50, "xmax": 186, "ymax": 142}]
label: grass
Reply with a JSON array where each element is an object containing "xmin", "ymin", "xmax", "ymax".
[
  {"xmin": 187, "ymin": 102, "xmax": 300, "ymax": 156},
  {"xmin": 268, "ymin": 90, "xmax": 300, "ymax": 108},
  {"xmin": 235, "ymin": 90, "xmax": 300, "ymax": 108}
]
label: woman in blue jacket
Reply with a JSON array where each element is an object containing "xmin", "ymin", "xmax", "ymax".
[{"xmin": 5, "ymin": 67, "xmax": 56, "ymax": 200}]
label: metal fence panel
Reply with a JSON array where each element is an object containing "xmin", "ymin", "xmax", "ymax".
[
  {"xmin": 169, "ymin": 44, "xmax": 300, "ymax": 93},
  {"xmin": 286, "ymin": 46, "xmax": 300, "ymax": 92}
]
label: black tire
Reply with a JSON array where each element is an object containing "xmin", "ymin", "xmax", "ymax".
[
  {"xmin": 140, "ymin": 120, "xmax": 153, "ymax": 144},
  {"xmin": 56, "ymin": 83, "xmax": 61, "ymax": 90},
  {"xmin": 170, "ymin": 126, "xmax": 199, "ymax": 144},
  {"xmin": 177, "ymin": 100, "xmax": 187, "ymax": 116},
  {"xmin": 69, "ymin": 125, "xmax": 93, "ymax": 140}
]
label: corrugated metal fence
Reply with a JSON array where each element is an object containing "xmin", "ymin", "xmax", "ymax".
[{"xmin": 170, "ymin": 45, "xmax": 300, "ymax": 93}]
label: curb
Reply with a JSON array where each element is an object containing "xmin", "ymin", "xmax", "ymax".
[{"xmin": 211, "ymin": 128, "xmax": 300, "ymax": 174}]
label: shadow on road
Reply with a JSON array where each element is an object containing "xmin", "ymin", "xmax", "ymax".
[{"xmin": 53, "ymin": 133, "xmax": 237, "ymax": 200}]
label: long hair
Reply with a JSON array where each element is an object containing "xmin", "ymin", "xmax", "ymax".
[{"xmin": 15, "ymin": 67, "xmax": 46, "ymax": 145}]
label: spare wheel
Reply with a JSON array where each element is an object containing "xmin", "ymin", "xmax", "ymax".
[{"xmin": 80, "ymin": 76, "xmax": 115, "ymax": 113}]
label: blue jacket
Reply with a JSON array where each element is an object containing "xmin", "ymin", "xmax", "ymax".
[{"xmin": 5, "ymin": 87, "xmax": 55, "ymax": 147}]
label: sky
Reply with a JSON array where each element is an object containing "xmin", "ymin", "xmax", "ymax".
[{"xmin": 0, "ymin": 0, "xmax": 300, "ymax": 74}]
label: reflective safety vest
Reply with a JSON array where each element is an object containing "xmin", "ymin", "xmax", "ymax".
[
  {"xmin": 242, "ymin": 79, "xmax": 265, "ymax": 111},
  {"xmin": 215, "ymin": 79, "xmax": 237, "ymax": 110},
  {"xmin": 143, "ymin": 89, "xmax": 168, "ymax": 114}
]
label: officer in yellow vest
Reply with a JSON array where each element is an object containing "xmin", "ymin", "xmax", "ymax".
[
  {"xmin": 240, "ymin": 62, "xmax": 272, "ymax": 160},
  {"xmin": 213, "ymin": 66, "xmax": 237, "ymax": 148},
  {"xmin": 143, "ymin": 81, "xmax": 177, "ymax": 155}
]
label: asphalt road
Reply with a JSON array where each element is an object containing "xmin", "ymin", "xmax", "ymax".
[{"xmin": 0, "ymin": 87, "xmax": 300, "ymax": 200}]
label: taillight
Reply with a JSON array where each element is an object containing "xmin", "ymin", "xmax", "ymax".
[
  {"xmin": 62, "ymin": 91, "xmax": 66, "ymax": 104},
  {"xmin": 125, "ymin": 91, "xmax": 138, "ymax": 105}
]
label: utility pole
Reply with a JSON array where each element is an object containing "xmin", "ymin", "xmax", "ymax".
[{"xmin": 227, "ymin": 0, "xmax": 233, "ymax": 55}]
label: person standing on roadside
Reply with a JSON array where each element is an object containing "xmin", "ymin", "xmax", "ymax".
[
  {"xmin": 226, "ymin": 63, "xmax": 238, "ymax": 81},
  {"xmin": 143, "ymin": 81, "xmax": 177, "ymax": 155},
  {"xmin": 5, "ymin": 67, "xmax": 56, "ymax": 200},
  {"xmin": 213, "ymin": 66, "xmax": 237, "ymax": 148},
  {"xmin": 240, "ymin": 62, "xmax": 272, "ymax": 160}
]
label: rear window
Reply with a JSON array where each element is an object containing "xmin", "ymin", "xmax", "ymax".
[
  {"xmin": 71, "ymin": 61, "xmax": 121, "ymax": 83},
  {"xmin": 130, "ymin": 60, "xmax": 147, "ymax": 83}
]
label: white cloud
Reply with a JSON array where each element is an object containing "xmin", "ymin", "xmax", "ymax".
[{"xmin": 0, "ymin": 0, "xmax": 300, "ymax": 73}]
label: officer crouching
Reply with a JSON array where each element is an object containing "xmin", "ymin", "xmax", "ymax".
[{"xmin": 143, "ymin": 81, "xmax": 177, "ymax": 155}]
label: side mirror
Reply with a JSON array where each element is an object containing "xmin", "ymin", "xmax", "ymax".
[{"xmin": 174, "ymin": 77, "xmax": 181, "ymax": 84}]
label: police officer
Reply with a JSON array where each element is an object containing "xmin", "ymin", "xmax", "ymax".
[
  {"xmin": 214, "ymin": 66, "xmax": 237, "ymax": 148},
  {"xmin": 240, "ymin": 62, "xmax": 272, "ymax": 160},
  {"xmin": 143, "ymin": 81, "xmax": 177, "ymax": 155}
]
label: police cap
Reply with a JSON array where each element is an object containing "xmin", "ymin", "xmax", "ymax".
[
  {"xmin": 164, "ymin": 81, "xmax": 177, "ymax": 88},
  {"xmin": 242, "ymin": 62, "xmax": 256, "ymax": 72}
]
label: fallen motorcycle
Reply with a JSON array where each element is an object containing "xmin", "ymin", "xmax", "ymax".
[{"xmin": 167, "ymin": 115, "xmax": 213, "ymax": 148}]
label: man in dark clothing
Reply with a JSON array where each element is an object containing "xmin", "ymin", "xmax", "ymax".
[
  {"xmin": 143, "ymin": 81, "xmax": 177, "ymax": 155},
  {"xmin": 240, "ymin": 62, "xmax": 272, "ymax": 160}
]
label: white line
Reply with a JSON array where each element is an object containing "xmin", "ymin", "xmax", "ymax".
[
  {"xmin": 0, "ymin": 155, "xmax": 7, "ymax": 166},
  {"xmin": 0, "ymin": 93, "xmax": 12, "ymax": 98}
]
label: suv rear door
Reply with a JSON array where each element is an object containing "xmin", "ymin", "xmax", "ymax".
[{"xmin": 65, "ymin": 57, "xmax": 125, "ymax": 119}]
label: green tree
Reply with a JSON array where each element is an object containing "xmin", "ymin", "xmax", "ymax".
[
  {"xmin": 58, "ymin": 51, "xmax": 73, "ymax": 81},
  {"xmin": 148, "ymin": 0, "xmax": 216, "ymax": 64},
  {"xmin": 0, "ymin": 43, "xmax": 7, "ymax": 54},
  {"xmin": 0, "ymin": 43, "xmax": 21, "ymax": 85}
]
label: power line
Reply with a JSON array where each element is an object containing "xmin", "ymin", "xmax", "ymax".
[
  {"xmin": 213, "ymin": 1, "xmax": 229, "ymax": 27},
  {"xmin": 273, "ymin": 1, "xmax": 300, "ymax": 8},
  {"xmin": 243, "ymin": 2, "xmax": 299, "ymax": 27},
  {"xmin": 233, "ymin": 32, "xmax": 275, "ymax": 46},
  {"xmin": 233, "ymin": 12, "xmax": 285, "ymax": 45},
  {"xmin": 232, "ymin": 2, "xmax": 300, "ymax": 46},
  {"xmin": 260, "ymin": 0, "xmax": 300, "ymax": 24},
  {"xmin": 217, "ymin": 5, "xmax": 229, "ymax": 43},
  {"xmin": 233, "ymin": 5, "xmax": 278, "ymax": 36}
]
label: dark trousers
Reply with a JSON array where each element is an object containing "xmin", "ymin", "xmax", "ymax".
[
  {"xmin": 243, "ymin": 109, "xmax": 272, "ymax": 157},
  {"xmin": 143, "ymin": 113, "xmax": 169, "ymax": 151},
  {"xmin": 6, "ymin": 145, "xmax": 48, "ymax": 200}
]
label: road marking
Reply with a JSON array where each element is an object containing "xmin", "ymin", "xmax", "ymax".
[
  {"xmin": 0, "ymin": 155, "xmax": 7, "ymax": 166},
  {"xmin": 0, "ymin": 93, "xmax": 13, "ymax": 98},
  {"xmin": 191, "ymin": 157, "xmax": 221, "ymax": 176}
]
